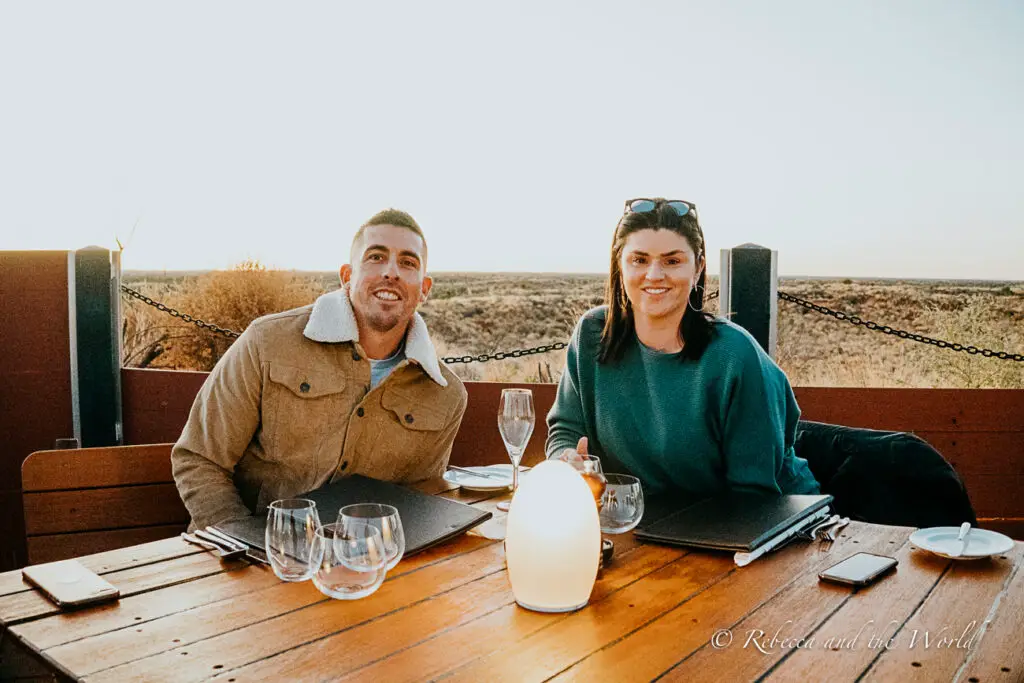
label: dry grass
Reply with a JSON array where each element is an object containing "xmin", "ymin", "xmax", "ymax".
[
  {"xmin": 775, "ymin": 279, "xmax": 1023, "ymax": 388},
  {"xmin": 122, "ymin": 269, "xmax": 1023, "ymax": 387},
  {"xmin": 122, "ymin": 260, "xmax": 322, "ymax": 371}
]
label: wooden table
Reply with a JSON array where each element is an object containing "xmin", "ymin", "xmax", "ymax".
[{"xmin": 2, "ymin": 481, "xmax": 1021, "ymax": 683}]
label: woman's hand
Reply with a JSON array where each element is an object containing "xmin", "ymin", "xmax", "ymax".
[{"xmin": 558, "ymin": 436, "xmax": 589, "ymax": 463}]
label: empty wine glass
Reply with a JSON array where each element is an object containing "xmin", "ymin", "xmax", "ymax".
[
  {"xmin": 495, "ymin": 388, "xmax": 535, "ymax": 512},
  {"xmin": 338, "ymin": 503, "xmax": 405, "ymax": 570},
  {"xmin": 311, "ymin": 522, "xmax": 388, "ymax": 600},
  {"xmin": 266, "ymin": 499, "xmax": 321, "ymax": 582},
  {"xmin": 599, "ymin": 474, "xmax": 645, "ymax": 534}
]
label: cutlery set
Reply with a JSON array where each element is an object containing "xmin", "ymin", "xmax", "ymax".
[
  {"xmin": 447, "ymin": 465, "xmax": 508, "ymax": 481},
  {"xmin": 780, "ymin": 513, "xmax": 851, "ymax": 551},
  {"xmin": 810, "ymin": 514, "xmax": 851, "ymax": 545},
  {"xmin": 181, "ymin": 528, "xmax": 269, "ymax": 564}
]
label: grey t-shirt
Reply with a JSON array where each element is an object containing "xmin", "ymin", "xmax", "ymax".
[{"xmin": 369, "ymin": 344, "xmax": 406, "ymax": 390}]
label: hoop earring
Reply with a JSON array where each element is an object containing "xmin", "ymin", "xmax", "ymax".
[{"xmin": 687, "ymin": 285, "xmax": 705, "ymax": 313}]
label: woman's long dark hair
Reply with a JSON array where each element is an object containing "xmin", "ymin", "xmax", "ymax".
[{"xmin": 599, "ymin": 199, "xmax": 715, "ymax": 363}]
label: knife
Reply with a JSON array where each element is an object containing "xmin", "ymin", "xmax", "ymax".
[
  {"xmin": 447, "ymin": 465, "xmax": 508, "ymax": 481},
  {"xmin": 952, "ymin": 522, "xmax": 971, "ymax": 557}
]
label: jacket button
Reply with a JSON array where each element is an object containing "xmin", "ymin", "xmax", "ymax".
[
  {"xmin": 404, "ymin": 413, "xmax": 414, "ymax": 424},
  {"xmin": 352, "ymin": 350, "xmax": 362, "ymax": 361},
  {"xmin": 340, "ymin": 461, "xmax": 348, "ymax": 470},
  {"xmin": 356, "ymin": 407, "xmax": 365, "ymax": 417},
  {"xmin": 299, "ymin": 382, "xmax": 310, "ymax": 393}
]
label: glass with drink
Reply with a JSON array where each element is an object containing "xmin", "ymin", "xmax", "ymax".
[{"xmin": 567, "ymin": 455, "xmax": 607, "ymax": 509}]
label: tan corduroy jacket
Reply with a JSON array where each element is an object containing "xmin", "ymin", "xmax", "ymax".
[{"xmin": 171, "ymin": 288, "xmax": 468, "ymax": 529}]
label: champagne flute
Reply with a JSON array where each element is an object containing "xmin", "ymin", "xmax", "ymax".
[{"xmin": 495, "ymin": 388, "xmax": 535, "ymax": 512}]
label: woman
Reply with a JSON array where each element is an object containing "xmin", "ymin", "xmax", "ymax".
[{"xmin": 546, "ymin": 198, "xmax": 819, "ymax": 497}]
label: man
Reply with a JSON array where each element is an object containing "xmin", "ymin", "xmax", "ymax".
[{"xmin": 171, "ymin": 209, "xmax": 467, "ymax": 529}]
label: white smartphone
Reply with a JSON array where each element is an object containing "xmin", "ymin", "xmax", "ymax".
[
  {"xmin": 819, "ymin": 552, "xmax": 898, "ymax": 587},
  {"xmin": 22, "ymin": 559, "xmax": 120, "ymax": 608}
]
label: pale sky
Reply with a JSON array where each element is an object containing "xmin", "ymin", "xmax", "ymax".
[{"xmin": 1, "ymin": 1, "xmax": 1022, "ymax": 279}]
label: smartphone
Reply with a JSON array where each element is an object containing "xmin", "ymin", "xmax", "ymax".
[
  {"xmin": 819, "ymin": 552, "xmax": 898, "ymax": 586},
  {"xmin": 22, "ymin": 559, "xmax": 120, "ymax": 608}
]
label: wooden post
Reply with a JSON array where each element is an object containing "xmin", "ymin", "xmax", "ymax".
[
  {"xmin": 719, "ymin": 243, "xmax": 778, "ymax": 357},
  {"xmin": 72, "ymin": 247, "xmax": 123, "ymax": 447}
]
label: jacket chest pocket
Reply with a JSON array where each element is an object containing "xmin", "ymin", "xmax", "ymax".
[
  {"xmin": 373, "ymin": 388, "xmax": 449, "ymax": 480},
  {"xmin": 264, "ymin": 363, "xmax": 350, "ymax": 473}
]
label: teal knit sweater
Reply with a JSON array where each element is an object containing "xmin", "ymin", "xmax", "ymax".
[{"xmin": 545, "ymin": 307, "xmax": 819, "ymax": 497}]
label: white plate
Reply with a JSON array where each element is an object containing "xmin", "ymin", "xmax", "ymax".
[
  {"xmin": 443, "ymin": 464, "xmax": 526, "ymax": 492},
  {"xmin": 909, "ymin": 526, "xmax": 1015, "ymax": 560}
]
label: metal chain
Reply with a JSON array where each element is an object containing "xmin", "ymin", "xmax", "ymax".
[
  {"xmin": 120, "ymin": 283, "xmax": 566, "ymax": 362},
  {"xmin": 120, "ymin": 284, "xmax": 242, "ymax": 339},
  {"xmin": 777, "ymin": 290, "xmax": 1024, "ymax": 362},
  {"xmin": 440, "ymin": 342, "xmax": 569, "ymax": 365},
  {"xmin": 121, "ymin": 283, "xmax": 1021, "ymax": 363}
]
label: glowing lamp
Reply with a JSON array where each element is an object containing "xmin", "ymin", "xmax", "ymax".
[{"xmin": 505, "ymin": 459, "xmax": 601, "ymax": 612}]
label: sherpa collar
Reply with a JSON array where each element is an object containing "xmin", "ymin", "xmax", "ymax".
[{"xmin": 303, "ymin": 287, "xmax": 447, "ymax": 387}]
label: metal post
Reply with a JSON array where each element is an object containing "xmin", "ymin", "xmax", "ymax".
[
  {"xmin": 73, "ymin": 247, "xmax": 122, "ymax": 447},
  {"xmin": 719, "ymin": 243, "xmax": 778, "ymax": 358},
  {"xmin": 110, "ymin": 249, "xmax": 124, "ymax": 443}
]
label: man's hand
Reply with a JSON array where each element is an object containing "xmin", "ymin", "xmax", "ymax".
[{"xmin": 558, "ymin": 436, "xmax": 589, "ymax": 463}]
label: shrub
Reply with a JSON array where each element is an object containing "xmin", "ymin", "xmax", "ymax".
[{"xmin": 123, "ymin": 260, "xmax": 324, "ymax": 371}]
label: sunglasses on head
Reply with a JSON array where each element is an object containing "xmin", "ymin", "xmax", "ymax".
[{"xmin": 624, "ymin": 198, "xmax": 697, "ymax": 218}]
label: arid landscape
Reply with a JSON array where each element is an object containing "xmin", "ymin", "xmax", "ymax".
[{"xmin": 121, "ymin": 267, "xmax": 1023, "ymax": 388}]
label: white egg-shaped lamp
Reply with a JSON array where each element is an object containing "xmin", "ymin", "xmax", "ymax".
[{"xmin": 505, "ymin": 459, "xmax": 601, "ymax": 612}]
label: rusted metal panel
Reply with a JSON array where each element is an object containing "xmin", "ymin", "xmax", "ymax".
[
  {"xmin": 121, "ymin": 368, "xmax": 208, "ymax": 444},
  {"xmin": 0, "ymin": 251, "xmax": 74, "ymax": 571},
  {"xmin": 795, "ymin": 387, "xmax": 1024, "ymax": 432},
  {"xmin": 451, "ymin": 382, "xmax": 557, "ymax": 468},
  {"xmin": 117, "ymin": 368, "xmax": 1024, "ymax": 534}
]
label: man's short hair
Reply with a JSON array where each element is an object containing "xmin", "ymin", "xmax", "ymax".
[{"xmin": 350, "ymin": 208, "xmax": 428, "ymax": 264}]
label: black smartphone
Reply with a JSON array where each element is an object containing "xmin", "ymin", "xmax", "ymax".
[{"xmin": 818, "ymin": 552, "xmax": 898, "ymax": 586}]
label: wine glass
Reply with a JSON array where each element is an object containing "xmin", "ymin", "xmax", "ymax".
[
  {"xmin": 311, "ymin": 522, "xmax": 388, "ymax": 600},
  {"xmin": 495, "ymin": 388, "xmax": 535, "ymax": 512},
  {"xmin": 338, "ymin": 503, "xmax": 405, "ymax": 570},
  {"xmin": 265, "ymin": 499, "xmax": 322, "ymax": 582},
  {"xmin": 599, "ymin": 474, "xmax": 645, "ymax": 534}
]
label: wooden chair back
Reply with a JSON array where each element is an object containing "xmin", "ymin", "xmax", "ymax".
[{"xmin": 21, "ymin": 443, "xmax": 188, "ymax": 564}]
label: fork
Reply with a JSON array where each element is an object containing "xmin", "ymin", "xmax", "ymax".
[
  {"xmin": 774, "ymin": 514, "xmax": 839, "ymax": 551},
  {"xmin": 820, "ymin": 517, "xmax": 851, "ymax": 546},
  {"xmin": 807, "ymin": 514, "xmax": 841, "ymax": 541}
]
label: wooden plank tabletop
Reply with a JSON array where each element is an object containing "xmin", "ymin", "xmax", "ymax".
[{"xmin": 2, "ymin": 482, "xmax": 1021, "ymax": 683}]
